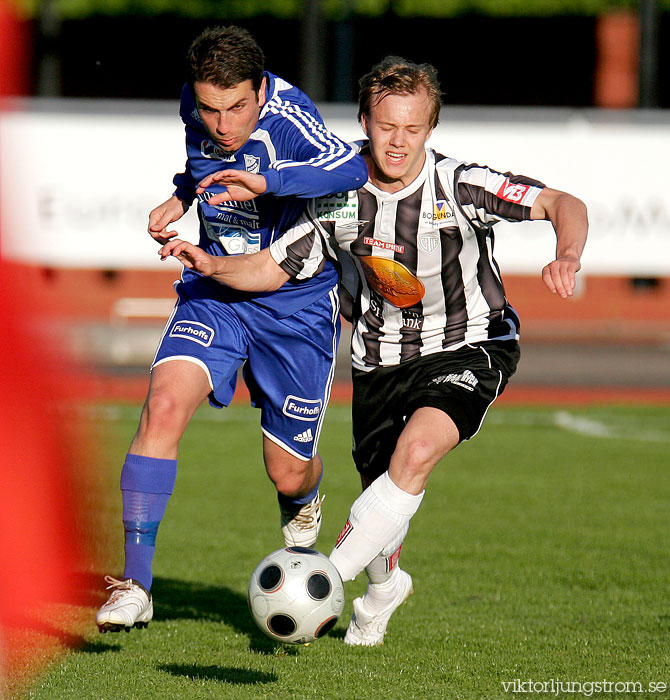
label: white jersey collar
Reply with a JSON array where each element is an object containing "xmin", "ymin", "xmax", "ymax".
[{"xmin": 363, "ymin": 147, "xmax": 434, "ymax": 201}]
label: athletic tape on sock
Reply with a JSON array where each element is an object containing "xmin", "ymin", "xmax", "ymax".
[{"xmin": 121, "ymin": 454, "xmax": 177, "ymax": 590}]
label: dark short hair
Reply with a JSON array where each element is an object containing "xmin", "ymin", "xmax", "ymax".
[
  {"xmin": 186, "ymin": 26, "xmax": 265, "ymax": 92},
  {"xmin": 358, "ymin": 56, "xmax": 442, "ymax": 129}
]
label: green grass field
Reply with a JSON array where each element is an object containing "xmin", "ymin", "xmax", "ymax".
[{"xmin": 9, "ymin": 401, "xmax": 670, "ymax": 700}]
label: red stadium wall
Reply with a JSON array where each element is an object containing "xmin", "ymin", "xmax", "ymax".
[
  {"xmin": 17, "ymin": 265, "xmax": 670, "ymax": 342},
  {"xmin": 10, "ymin": 264, "xmax": 670, "ymax": 407}
]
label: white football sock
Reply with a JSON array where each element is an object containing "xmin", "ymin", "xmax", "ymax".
[
  {"xmin": 365, "ymin": 526, "xmax": 408, "ymax": 584},
  {"xmin": 329, "ymin": 472, "xmax": 423, "ymax": 581},
  {"xmin": 361, "ymin": 567, "xmax": 405, "ymax": 614}
]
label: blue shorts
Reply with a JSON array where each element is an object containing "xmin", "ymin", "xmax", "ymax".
[{"xmin": 153, "ymin": 275, "xmax": 341, "ymax": 460}]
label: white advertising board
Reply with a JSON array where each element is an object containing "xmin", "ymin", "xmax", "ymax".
[{"xmin": 1, "ymin": 101, "xmax": 669, "ymax": 275}]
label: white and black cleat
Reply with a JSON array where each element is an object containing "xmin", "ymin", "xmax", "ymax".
[{"xmin": 96, "ymin": 576, "xmax": 153, "ymax": 633}]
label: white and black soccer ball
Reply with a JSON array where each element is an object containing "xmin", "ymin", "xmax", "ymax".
[{"xmin": 248, "ymin": 547, "xmax": 345, "ymax": 645}]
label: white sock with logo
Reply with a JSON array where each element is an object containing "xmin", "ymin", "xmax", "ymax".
[
  {"xmin": 329, "ymin": 472, "xmax": 423, "ymax": 582},
  {"xmin": 361, "ymin": 531, "xmax": 409, "ymax": 615}
]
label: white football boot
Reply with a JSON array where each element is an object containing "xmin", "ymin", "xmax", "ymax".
[
  {"xmin": 96, "ymin": 575, "xmax": 153, "ymax": 632},
  {"xmin": 280, "ymin": 492, "xmax": 324, "ymax": 548},
  {"xmin": 344, "ymin": 568, "xmax": 413, "ymax": 646}
]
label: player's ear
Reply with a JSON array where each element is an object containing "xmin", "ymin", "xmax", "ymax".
[
  {"xmin": 257, "ymin": 76, "xmax": 267, "ymax": 108},
  {"xmin": 360, "ymin": 113, "xmax": 369, "ymax": 137}
]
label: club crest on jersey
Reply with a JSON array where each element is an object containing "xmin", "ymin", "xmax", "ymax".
[
  {"xmin": 497, "ymin": 178, "xmax": 531, "ymax": 203},
  {"xmin": 314, "ymin": 191, "xmax": 358, "ymax": 222},
  {"xmin": 283, "ymin": 395, "xmax": 322, "ymax": 422},
  {"xmin": 169, "ymin": 320, "xmax": 214, "ymax": 347},
  {"xmin": 244, "ymin": 154, "xmax": 261, "ymax": 173},
  {"xmin": 418, "ymin": 232, "xmax": 439, "ymax": 253}
]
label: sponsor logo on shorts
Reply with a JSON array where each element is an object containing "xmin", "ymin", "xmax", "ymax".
[
  {"xmin": 169, "ymin": 320, "xmax": 214, "ymax": 347},
  {"xmin": 293, "ymin": 428, "xmax": 314, "ymax": 443},
  {"xmin": 430, "ymin": 369, "xmax": 479, "ymax": 391},
  {"xmin": 283, "ymin": 395, "xmax": 323, "ymax": 422}
]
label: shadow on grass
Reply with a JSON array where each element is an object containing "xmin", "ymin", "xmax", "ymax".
[
  {"xmin": 150, "ymin": 576, "xmax": 278, "ymax": 653},
  {"xmin": 78, "ymin": 639, "xmax": 122, "ymax": 654},
  {"xmin": 158, "ymin": 663, "xmax": 277, "ymax": 685}
]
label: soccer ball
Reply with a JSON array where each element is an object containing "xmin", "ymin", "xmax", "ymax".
[{"xmin": 248, "ymin": 546, "xmax": 345, "ymax": 644}]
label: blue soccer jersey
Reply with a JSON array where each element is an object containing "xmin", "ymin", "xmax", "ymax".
[
  {"xmin": 153, "ymin": 72, "xmax": 361, "ymax": 457},
  {"xmin": 172, "ymin": 73, "xmax": 367, "ymax": 318}
]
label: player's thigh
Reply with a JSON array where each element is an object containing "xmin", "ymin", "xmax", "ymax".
[
  {"xmin": 242, "ymin": 291, "xmax": 340, "ymax": 461},
  {"xmin": 351, "ymin": 363, "xmax": 408, "ymax": 483},
  {"xmin": 146, "ymin": 358, "xmax": 212, "ymax": 416},
  {"xmin": 153, "ymin": 277, "xmax": 249, "ymax": 408},
  {"xmin": 392, "ymin": 406, "xmax": 460, "ymax": 467}
]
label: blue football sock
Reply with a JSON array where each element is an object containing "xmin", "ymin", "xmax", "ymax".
[{"xmin": 120, "ymin": 453, "xmax": 177, "ymax": 591}]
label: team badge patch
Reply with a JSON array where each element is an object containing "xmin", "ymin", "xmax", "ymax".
[
  {"xmin": 359, "ymin": 256, "xmax": 425, "ymax": 309},
  {"xmin": 169, "ymin": 320, "xmax": 214, "ymax": 347},
  {"xmin": 244, "ymin": 154, "xmax": 261, "ymax": 173},
  {"xmin": 418, "ymin": 232, "xmax": 439, "ymax": 253},
  {"xmin": 283, "ymin": 395, "xmax": 323, "ymax": 422}
]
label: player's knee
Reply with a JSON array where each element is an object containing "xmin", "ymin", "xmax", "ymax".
[
  {"xmin": 141, "ymin": 390, "xmax": 190, "ymax": 438},
  {"xmin": 270, "ymin": 456, "xmax": 313, "ymax": 497},
  {"xmin": 395, "ymin": 436, "xmax": 441, "ymax": 479}
]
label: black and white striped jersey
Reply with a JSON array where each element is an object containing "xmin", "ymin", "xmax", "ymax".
[{"xmin": 270, "ymin": 145, "xmax": 545, "ymax": 371}]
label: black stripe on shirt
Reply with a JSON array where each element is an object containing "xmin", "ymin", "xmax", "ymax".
[{"xmin": 435, "ymin": 171, "xmax": 468, "ymax": 348}]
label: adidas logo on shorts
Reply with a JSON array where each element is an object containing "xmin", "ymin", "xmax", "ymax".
[{"xmin": 293, "ymin": 428, "xmax": 314, "ymax": 443}]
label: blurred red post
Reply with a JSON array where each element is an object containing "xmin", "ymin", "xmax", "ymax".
[{"xmin": 0, "ymin": 0, "xmax": 91, "ymax": 691}]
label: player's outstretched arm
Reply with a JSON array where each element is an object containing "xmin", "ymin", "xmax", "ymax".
[
  {"xmin": 148, "ymin": 195, "xmax": 188, "ymax": 245},
  {"xmin": 531, "ymin": 187, "xmax": 588, "ymax": 299},
  {"xmin": 158, "ymin": 239, "xmax": 289, "ymax": 292},
  {"xmin": 197, "ymin": 170, "xmax": 267, "ymax": 205}
]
